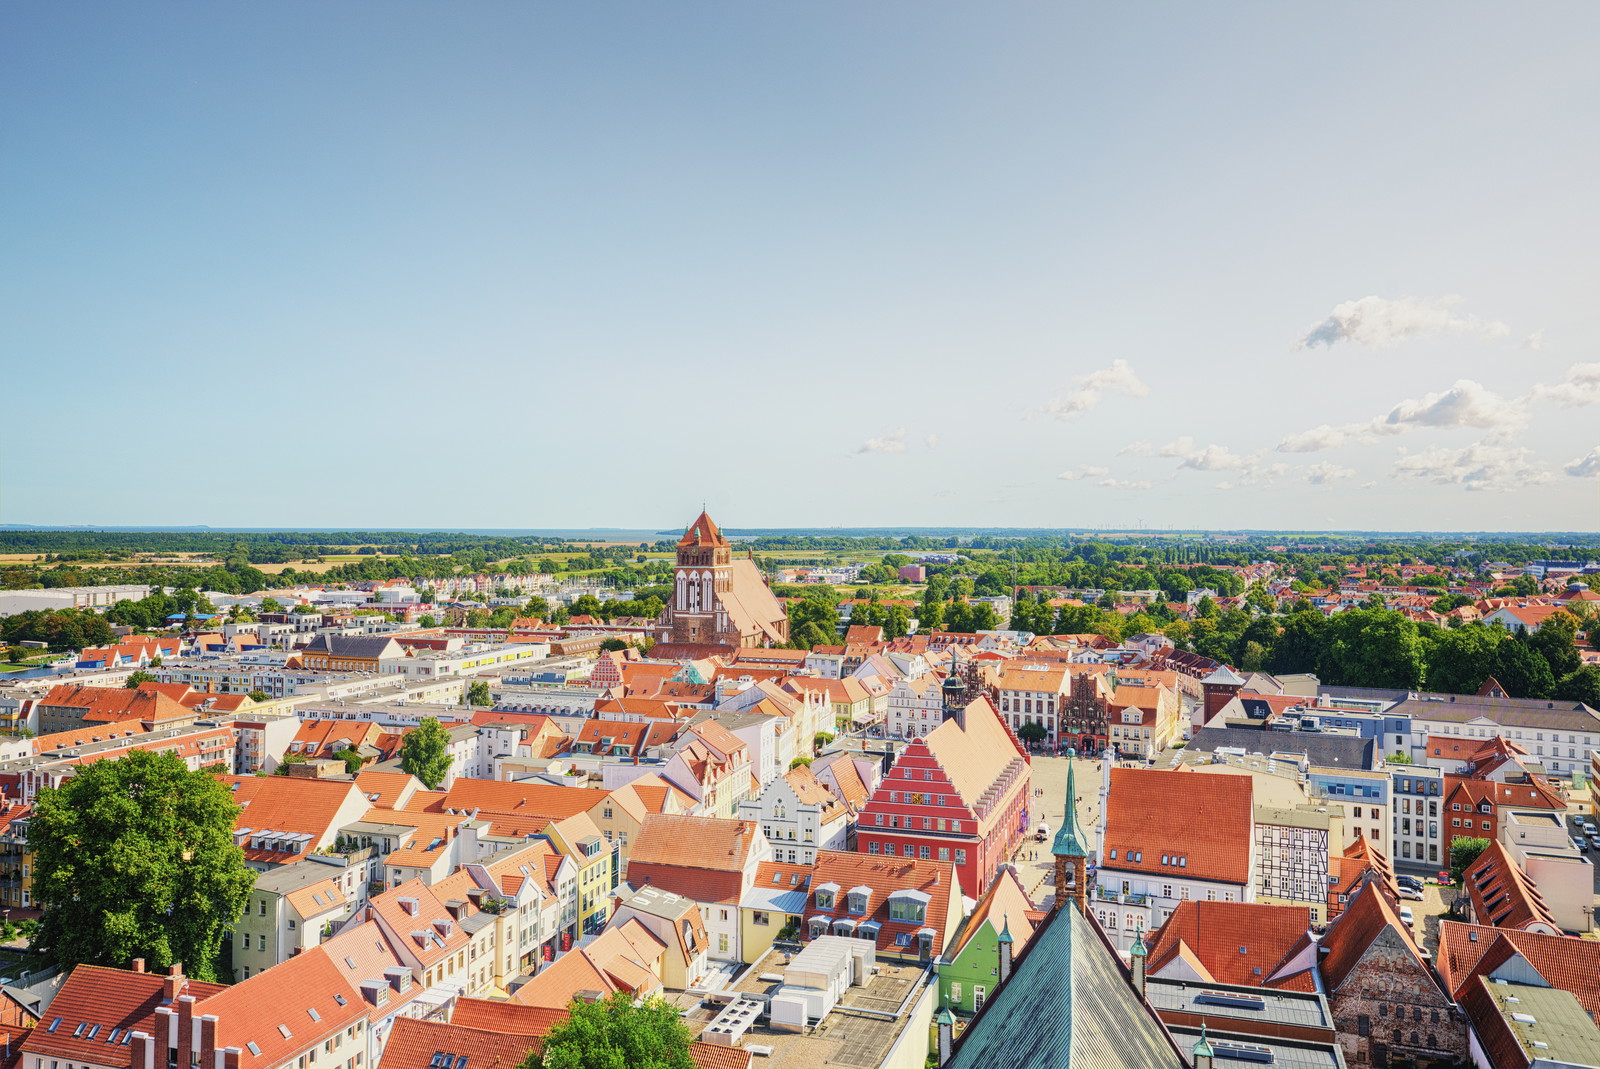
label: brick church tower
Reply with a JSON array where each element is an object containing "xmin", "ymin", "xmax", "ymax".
[
  {"xmin": 667, "ymin": 511, "xmax": 736, "ymax": 646},
  {"xmin": 653, "ymin": 511, "xmax": 790, "ymax": 653}
]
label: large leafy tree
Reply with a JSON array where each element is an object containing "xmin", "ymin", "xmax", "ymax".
[
  {"xmin": 1528, "ymin": 611, "xmax": 1582, "ymax": 680},
  {"xmin": 1554, "ymin": 666, "xmax": 1600, "ymax": 707},
  {"xmin": 1424, "ymin": 624, "xmax": 1505, "ymax": 695},
  {"xmin": 1491, "ymin": 633, "xmax": 1556, "ymax": 699},
  {"xmin": 519, "ymin": 992, "xmax": 693, "ymax": 1069},
  {"xmin": 30, "ymin": 751, "xmax": 253, "ymax": 981},
  {"xmin": 399, "ymin": 716, "xmax": 454, "ymax": 790},
  {"xmin": 1316, "ymin": 609, "xmax": 1425, "ymax": 689},
  {"xmin": 1265, "ymin": 610, "xmax": 1327, "ymax": 674}
]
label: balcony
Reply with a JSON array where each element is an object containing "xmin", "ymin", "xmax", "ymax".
[{"xmin": 1094, "ymin": 887, "xmax": 1153, "ymax": 907}]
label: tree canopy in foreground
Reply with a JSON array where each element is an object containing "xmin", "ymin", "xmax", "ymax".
[{"xmin": 30, "ymin": 750, "xmax": 254, "ymax": 981}]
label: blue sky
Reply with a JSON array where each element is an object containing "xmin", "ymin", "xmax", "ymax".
[{"xmin": 3, "ymin": 3, "xmax": 1597, "ymax": 531}]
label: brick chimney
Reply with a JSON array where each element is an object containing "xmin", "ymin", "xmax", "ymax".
[
  {"xmin": 131, "ymin": 957, "xmax": 146, "ymax": 973},
  {"xmin": 162, "ymin": 962, "xmax": 184, "ymax": 1002},
  {"xmin": 176, "ymin": 995, "xmax": 196, "ymax": 1069}
]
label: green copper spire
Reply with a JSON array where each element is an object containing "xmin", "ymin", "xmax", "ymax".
[
  {"xmin": 935, "ymin": 1005, "xmax": 955, "ymax": 1026},
  {"xmin": 1130, "ymin": 924, "xmax": 1147, "ymax": 958},
  {"xmin": 1191, "ymin": 1024, "xmax": 1214, "ymax": 1060},
  {"xmin": 1051, "ymin": 757, "xmax": 1091, "ymax": 858},
  {"xmin": 998, "ymin": 914, "xmax": 1013, "ymax": 945}
]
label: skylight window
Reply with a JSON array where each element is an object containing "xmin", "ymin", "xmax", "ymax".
[
  {"xmin": 307, "ymin": 1008, "xmax": 321, "ymax": 1021},
  {"xmin": 278, "ymin": 1024, "xmax": 293, "ymax": 1039},
  {"xmin": 247, "ymin": 1042, "xmax": 261, "ymax": 1056}
]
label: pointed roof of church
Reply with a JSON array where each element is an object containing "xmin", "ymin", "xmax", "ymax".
[
  {"xmin": 946, "ymin": 900, "xmax": 1185, "ymax": 1069},
  {"xmin": 1052, "ymin": 759, "xmax": 1091, "ymax": 858},
  {"xmin": 678, "ymin": 511, "xmax": 730, "ymax": 548}
]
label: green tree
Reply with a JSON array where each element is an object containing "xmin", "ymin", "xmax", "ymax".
[
  {"xmin": 466, "ymin": 681, "xmax": 493, "ymax": 707},
  {"xmin": 124, "ymin": 670, "xmax": 158, "ymax": 689},
  {"xmin": 246, "ymin": 690, "xmax": 270, "ymax": 703},
  {"xmin": 1424, "ymin": 624, "xmax": 1505, "ymax": 695},
  {"xmin": 29, "ymin": 750, "xmax": 254, "ymax": 981},
  {"xmin": 598, "ymin": 638, "xmax": 630, "ymax": 652},
  {"xmin": 1016, "ymin": 722, "xmax": 1048, "ymax": 744},
  {"xmin": 1553, "ymin": 665, "xmax": 1600, "ymax": 707},
  {"xmin": 399, "ymin": 716, "xmax": 454, "ymax": 790},
  {"xmin": 788, "ymin": 756, "xmax": 813, "ymax": 770},
  {"xmin": 5, "ymin": 647, "xmax": 24, "ymax": 664},
  {"xmin": 1450, "ymin": 837, "xmax": 1491, "ymax": 882},
  {"xmin": 1529, "ymin": 611, "xmax": 1582, "ymax": 680},
  {"xmin": 1384, "ymin": 751, "xmax": 1414, "ymax": 765},
  {"xmin": 1316, "ymin": 609, "xmax": 1425, "ymax": 689},
  {"xmin": 333, "ymin": 748, "xmax": 364, "ymax": 775},
  {"xmin": 1490, "ymin": 635, "xmax": 1556, "ymax": 699},
  {"xmin": 518, "ymin": 991, "xmax": 693, "ymax": 1069},
  {"xmin": 1265, "ymin": 610, "xmax": 1326, "ymax": 675},
  {"xmin": 259, "ymin": 596, "xmax": 283, "ymax": 614}
]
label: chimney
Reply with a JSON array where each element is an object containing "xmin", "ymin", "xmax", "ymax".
[
  {"xmin": 162, "ymin": 963, "xmax": 184, "ymax": 1002},
  {"xmin": 131, "ymin": 958, "xmax": 146, "ymax": 973},
  {"xmin": 176, "ymin": 995, "xmax": 196, "ymax": 1069},
  {"xmin": 199, "ymin": 1015, "xmax": 218, "ymax": 1065},
  {"xmin": 936, "ymin": 1006, "xmax": 955, "ymax": 1065}
]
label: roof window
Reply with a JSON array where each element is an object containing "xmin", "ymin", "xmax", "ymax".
[{"xmin": 247, "ymin": 1042, "xmax": 261, "ymax": 1056}]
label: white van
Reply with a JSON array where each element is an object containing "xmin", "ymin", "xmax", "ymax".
[{"xmin": 1399, "ymin": 905, "xmax": 1416, "ymax": 929}]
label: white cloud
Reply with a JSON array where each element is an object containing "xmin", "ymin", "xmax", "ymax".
[
  {"xmin": 1277, "ymin": 378, "xmax": 1524, "ymax": 453},
  {"xmin": 1533, "ymin": 362, "xmax": 1600, "ymax": 407},
  {"xmin": 1391, "ymin": 441, "xmax": 1551, "ymax": 493},
  {"xmin": 1358, "ymin": 481, "xmax": 1377, "ymax": 490},
  {"xmin": 1565, "ymin": 448, "xmax": 1600, "ymax": 478},
  {"xmin": 852, "ymin": 428, "xmax": 907, "ymax": 454},
  {"xmin": 1303, "ymin": 462, "xmax": 1356, "ymax": 485},
  {"xmin": 1057, "ymin": 465, "xmax": 1110, "ymax": 481},
  {"xmin": 1523, "ymin": 330, "xmax": 1544, "ymax": 350},
  {"xmin": 1296, "ymin": 295, "xmax": 1509, "ymax": 349},
  {"xmin": 925, "ymin": 434, "xmax": 939, "ymax": 450},
  {"xmin": 1277, "ymin": 423, "xmax": 1364, "ymax": 453},
  {"xmin": 1380, "ymin": 379, "xmax": 1523, "ymax": 435},
  {"xmin": 1158, "ymin": 437, "xmax": 1248, "ymax": 471},
  {"xmin": 1042, "ymin": 359, "xmax": 1149, "ymax": 419},
  {"xmin": 1118, "ymin": 441, "xmax": 1155, "ymax": 456},
  {"xmin": 1097, "ymin": 477, "xmax": 1153, "ymax": 490}
]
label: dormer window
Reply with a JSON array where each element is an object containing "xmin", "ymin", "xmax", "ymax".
[
  {"xmin": 889, "ymin": 889, "xmax": 930, "ymax": 924},
  {"xmin": 814, "ymin": 882, "xmax": 840, "ymax": 910},
  {"xmin": 847, "ymin": 886, "xmax": 872, "ymax": 914}
]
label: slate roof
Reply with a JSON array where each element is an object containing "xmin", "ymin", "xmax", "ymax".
[
  {"xmin": 300, "ymin": 633, "xmax": 402, "ymax": 660},
  {"xmin": 1391, "ymin": 693, "xmax": 1600, "ymax": 733},
  {"xmin": 1459, "ymin": 975, "xmax": 1600, "ymax": 1069},
  {"xmin": 1189, "ymin": 725, "xmax": 1376, "ymax": 770},
  {"xmin": 947, "ymin": 905, "xmax": 1186, "ymax": 1069}
]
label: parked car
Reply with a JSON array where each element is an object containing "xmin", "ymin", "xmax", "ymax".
[
  {"xmin": 1396, "ymin": 874, "xmax": 1424, "ymax": 892},
  {"xmin": 1589, "ymin": 834, "xmax": 1600, "ymax": 851},
  {"xmin": 1035, "ymin": 822, "xmax": 1049, "ymax": 842},
  {"xmin": 1575, "ymin": 837, "xmax": 1589, "ymax": 851},
  {"xmin": 1585, "ymin": 821, "xmax": 1598, "ymax": 837},
  {"xmin": 1399, "ymin": 905, "xmax": 1416, "ymax": 928},
  {"xmin": 1397, "ymin": 886, "xmax": 1425, "ymax": 901}
]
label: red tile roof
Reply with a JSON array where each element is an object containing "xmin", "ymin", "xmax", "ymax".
[
  {"xmin": 1316, "ymin": 882, "xmax": 1427, "ymax": 994},
  {"xmin": 20, "ymin": 966, "xmax": 224, "ymax": 1069},
  {"xmin": 1102, "ymin": 768, "xmax": 1253, "ymax": 886},
  {"xmin": 1463, "ymin": 841, "xmax": 1560, "ymax": 933},
  {"xmin": 627, "ymin": 815, "xmax": 762, "ymax": 905},
  {"xmin": 1144, "ymin": 901, "xmax": 1313, "ymax": 988},
  {"xmin": 806, "ymin": 850, "xmax": 962, "ymax": 957},
  {"xmin": 379, "ymin": 1007, "xmax": 554, "ymax": 1069},
  {"xmin": 1437, "ymin": 920, "xmax": 1600, "ymax": 1021}
]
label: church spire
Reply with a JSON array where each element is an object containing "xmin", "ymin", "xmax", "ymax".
[{"xmin": 1051, "ymin": 756, "xmax": 1091, "ymax": 915}]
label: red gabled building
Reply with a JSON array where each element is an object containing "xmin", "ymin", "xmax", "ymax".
[{"xmin": 854, "ymin": 674, "xmax": 1030, "ymax": 897}]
